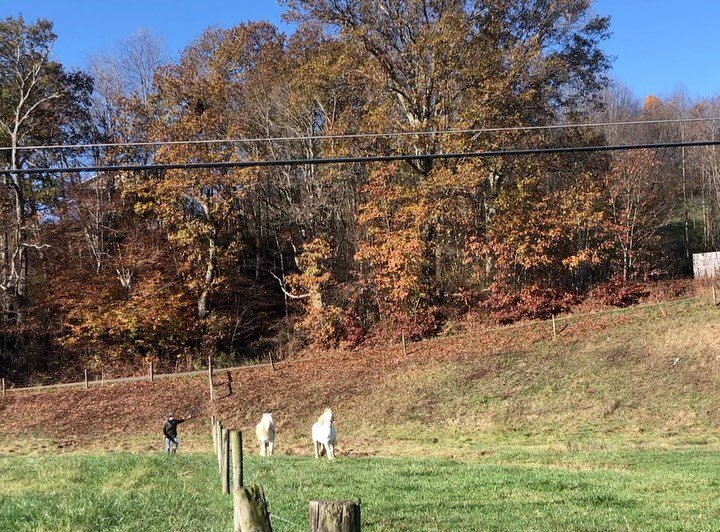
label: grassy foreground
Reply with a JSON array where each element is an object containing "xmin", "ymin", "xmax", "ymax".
[{"xmin": 1, "ymin": 448, "xmax": 719, "ymax": 531}]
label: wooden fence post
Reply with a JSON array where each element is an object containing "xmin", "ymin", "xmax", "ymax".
[
  {"xmin": 208, "ymin": 356, "xmax": 215, "ymax": 402},
  {"xmin": 216, "ymin": 422, "xmax": 224, "ymax": 476},
  {"xmin": 231, "ymin": 430, "xmax": 243, "ymax": 489},
  {"xmin": 233, "ymin": 485, "xmax": 272, "ymax": 532},
  {"xmin": 401, "ymin": 333, "xmax": 407, "ymax": 357},
  {"xmin": 101, "ymin": 368, "xmax": 105, "ymax": 387},
  {"xmin": 309, "ymin": 500, "xmax": 361, "ymax": 532},
  {"xmin": 1, "ymin": 378, "xmax": 5, "ymax": 397},
  {"xmin": 713, "ymin": 285, "xmax": 717, "ymax": 306},
  {"xmin": 222, "ymin": 428, "xmax": 231, "ymax": 494},
  {"xmin": 84, "ymin": 369, "xmax": 89, "ymax": 389},
  {"xmin": 211, "ymin": 416, "xmax": 217, "ymax": 458},
  {"xmin": 268, "ymin": 351, "xmax": 276, "ymax": 371},
  {"xmin": 149, "ymin": 360, "xmax": 154, "ymax": 382},
  {"xmin": 551, "ymin": 314, "xmax": 557, "ymax": 339}
]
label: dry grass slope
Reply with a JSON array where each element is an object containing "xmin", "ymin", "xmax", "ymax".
[{"xmin": 1, "ymin": 295, "xmax": 719, "ymax": 456}]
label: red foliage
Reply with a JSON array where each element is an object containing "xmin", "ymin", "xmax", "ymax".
[
  {"xmin": 586, "ymin": 279, "xmax": 649, "ymax": 308},
  {"xmin": 395, "ymin": 306, "xmax": 445, "ymax": 341},
  {"xmin": 483, "ymin": 284, "xmax": 578, "ymax": 324},
  {"xmin": 338, "ymin": 312, "xmax": 366, "ymax": 350}
]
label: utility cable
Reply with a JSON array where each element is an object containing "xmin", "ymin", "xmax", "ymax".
[
  {"xmin": 2, "ymin": 139, "xmax": 719, "ymax": 176},
  {"xmin": 1, "ymin": 116, "xmax": 718, "ymax": 152}
]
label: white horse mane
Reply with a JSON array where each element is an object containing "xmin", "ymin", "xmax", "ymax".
[{"xmin": 317, "ymin": 408, "xmax": 333, "ymax": 425}]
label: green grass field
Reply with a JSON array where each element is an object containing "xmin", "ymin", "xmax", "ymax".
[{"xmin": 1, "ymin": 448, "xmax": 719, "ymax": 531}]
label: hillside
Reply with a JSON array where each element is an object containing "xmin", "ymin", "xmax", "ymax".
[{"xmin": 2, "ymin": 292, "xmax": 720, "ymax": 457}]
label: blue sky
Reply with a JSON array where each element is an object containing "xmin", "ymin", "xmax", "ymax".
[
  {"xmin": 594, "ymin": 0, "xmax": 720, "ymax": 99},
  {"xmin": 3, "ymin": 0, "xmax": 719, "ymax": 100}
]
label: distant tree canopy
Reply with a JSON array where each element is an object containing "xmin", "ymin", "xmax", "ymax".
[{"xmin": 1, "ymin": 4, "xmax": 718, "ymax": 379}]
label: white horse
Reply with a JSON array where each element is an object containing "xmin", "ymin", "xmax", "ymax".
[
  {"xmin": 255, "ymin": 413, "xmax": 276, "ymax": 456},
  {"xmin": 311, "ymin": 408, "xmax": 337, "ymax": 459}
]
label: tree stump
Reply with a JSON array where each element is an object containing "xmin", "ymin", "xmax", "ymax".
[
  {"xmin": 309, "ymin": 500, "xmax": 361, "ymax": 532},
  {"xmin": 233, "ymin": 484, "xmax": 272, "ymax": 532}
]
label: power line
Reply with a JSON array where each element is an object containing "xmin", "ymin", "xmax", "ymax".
[
  {"xmin": 2, "ymin": 116, "xmax": 719, "ymax": 153},
  {"xmin": 2, "ymin": 139, "xmax": 719, "ymax": 176}
]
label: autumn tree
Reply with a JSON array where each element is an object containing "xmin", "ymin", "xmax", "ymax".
[
  {"xmin": 120, "ymin": 24, "xmax": 291, "ymax": 359},
  {"xmin": 604, "ymin": 150, "xmax": 669, "ymax": 281},
  {"xmin": 282, "ymin": 0, "xmax": 611, "ymax": 329},
  {"xmin": 23, "ymin": 29, "xmax": 178, "ymax": 374},
  {"xmin": 0, "ymin": 15, "xmax": 92, "ymax": 383},
  {"xmin": 0, "ymin": 17, "xmax": 91, "ymax": 326},
  {"xmin": 11, "ymin": 5, "xmax": 718, "ymax": 379},
  {"xmin": 687, "ymin": 97, "xmax": 720, "ymax": 251}
]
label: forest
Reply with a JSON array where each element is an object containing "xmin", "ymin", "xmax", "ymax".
[{"xmin": 1, "ymin": 0, "xmax": 719, "ymax": 380}]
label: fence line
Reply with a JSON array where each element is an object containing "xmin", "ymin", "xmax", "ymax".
[
  {"xmin": 0, "ymin": 291, "xmax": 712, "ymax": 396},
  {"xmin": 1, "ymin": 361, "xmax": 276, "ymax": 394}
]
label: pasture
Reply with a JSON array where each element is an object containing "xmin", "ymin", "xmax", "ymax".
[
  {"xmin": 1, "ymin": 447, "xmax": 719, "ymax": 531},
  {"xmin": 3, "ymin": 296, "xmax": 720, "ymax": 530}
]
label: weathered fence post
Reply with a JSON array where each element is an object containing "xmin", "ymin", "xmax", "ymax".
[
  {"xmin": 713, "ymin": 285, "xmax": 717, "ymax": 306},
  {"xmin": 211, "ymin": 416, "xmax": 217, "ymax": 458},
  {"xmin": 222, "ymin": 427, "xmax": 231, "ymax": 494},
  {"xmin": 208, "ymin": 356, "xmax": 215, "ymax": 402},
  {"xmin": 551, "ymin": 314, "xmax": 557, "ymax": 339},
  {"xmin": 84, "ymin": 369, "xmax": 89, "ymax": 389},
  {"xmin": 233, "ymin": 485, "xmax": 273, "ymax": 532},
  {"xmin": 268, "ymin": 351, "xmax": 276, "ymax": 371},
  {"xmin": 216, "ymin": 422, "xmax": 224, "ymax": 475},
  {"xmin": 1, "ymin": 378, "xmax": 5, "ymax": 397},
  {"xmin": 101, "ymin": 368, "xmax": 105, "ymax": 387},
  {"xmin": 309, "ymin": 500, "xmax": 361, "ymax": 532},
  {"xmin": 231, "ymin": 430, "xmax": 244, "ymax": 489},
  {"xmin": 149, "ymin": 360, "xmax": 154, "ymax": 382},
  {"xmin": 401, "ymin": 333, "xmax": 407, "ymax": 357}
]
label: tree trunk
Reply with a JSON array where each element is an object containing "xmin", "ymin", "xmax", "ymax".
[
  {"xmin": 8, "ymin": 134, "xmax": 27, "ymax": 323},
  {"xmin": 198, "ymin": 234, "xmax": 217, "ymax": 319}
]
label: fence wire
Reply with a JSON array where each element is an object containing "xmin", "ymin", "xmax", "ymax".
[{"xmin": 270, "ymin": 513, "xmax": 304, "ymax": 529}]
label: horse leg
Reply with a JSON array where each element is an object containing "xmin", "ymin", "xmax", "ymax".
[
  {"xmin": 268, "ymin": 441, "xmax": 274, "ymax": 456},
  {"xmin": 327, "ymin": 444, "xmax": 335, "ymax": 460}
]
